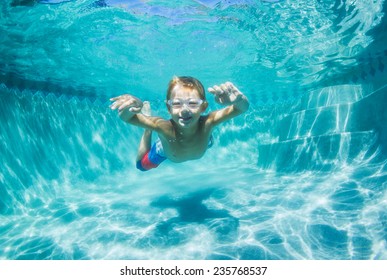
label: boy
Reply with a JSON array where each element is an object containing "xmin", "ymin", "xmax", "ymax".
[{"xmin": 110, "ymin": 76, "xmax": 249, "ymax": 171}]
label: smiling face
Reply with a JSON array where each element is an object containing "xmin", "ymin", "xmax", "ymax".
[{"xmin": 167, "ymin": 84, "xmax": 207, "ymax": 129}]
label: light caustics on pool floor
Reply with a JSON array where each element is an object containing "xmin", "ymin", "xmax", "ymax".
[
  {"xmin": 0, "ymin": 80, "xmax": 386, "ymax": 260},
  {"xmin": 0, "ymin": 151, "xmax": 386, "ymax": 260}
]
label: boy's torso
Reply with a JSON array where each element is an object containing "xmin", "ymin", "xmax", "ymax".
[{"xmin": 158, "ymin": 116, "xmax": 213, "ymax": 163}]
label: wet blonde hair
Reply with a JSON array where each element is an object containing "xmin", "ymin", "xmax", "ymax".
[{"xmin": 167, "ymin": 76, "xmax": 206, "ymax": 100}]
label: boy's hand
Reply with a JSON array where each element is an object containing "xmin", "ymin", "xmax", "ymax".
[
  {"xmin": 208, "ymin": 82, "xmax": 244, "ymax": 106},
  {"xmin": 110, "ymin": 94, "xmax": 143, "ymax": 121}
]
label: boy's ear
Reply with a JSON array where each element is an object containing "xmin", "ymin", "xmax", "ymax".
[
  {"xmin": 166, "ymin": 101, "xmax": 171, "ymax": 113},
  {"xmin": 201, "ymin": 101, "xmax": 208, "ymax": 112}
]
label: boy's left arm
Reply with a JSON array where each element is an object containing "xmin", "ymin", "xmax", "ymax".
[{"xmin": 207, "ymin": 82, "xmax": 249, "ymax": 126}]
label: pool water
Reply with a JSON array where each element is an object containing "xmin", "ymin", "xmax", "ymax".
[{"xmin": 1, "ymin": 0, "xmax": 386, "ymax": 260}]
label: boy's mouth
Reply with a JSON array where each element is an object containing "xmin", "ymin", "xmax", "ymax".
[{"xmin": 179, "ymin": 116, "xmax": 192, "ymax": 123}]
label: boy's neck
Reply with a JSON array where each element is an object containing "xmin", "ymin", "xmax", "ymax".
[{"xmin": 172, "ymin": 120, "xmax": 200, "ymax": 139}]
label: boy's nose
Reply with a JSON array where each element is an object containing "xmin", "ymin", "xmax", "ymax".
[
  {"xmin": 180, "ymin": 103, "xmax": 191, "ymax": 112},
  {"xmin": 180, "ymin": 107, "xmax": 192, "ymax": 117}
]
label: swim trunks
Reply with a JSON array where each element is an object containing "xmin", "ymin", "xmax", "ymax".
[
  {"xmin": 136, "ymin": 138, "xmax": 166, "ymax": 171},
  {"xmin": 136, "ymin": 135, "xmax": 214, "ymax": 171}
]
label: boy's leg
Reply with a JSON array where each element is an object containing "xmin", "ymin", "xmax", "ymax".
[{"xmin": 136, "ymin": 101, "xmax": 152, "ymax": 162}]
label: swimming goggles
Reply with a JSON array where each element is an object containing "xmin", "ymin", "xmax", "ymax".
[{"xmin": 166, "ymin": 98, "xmax": 204, "ymax": 109}]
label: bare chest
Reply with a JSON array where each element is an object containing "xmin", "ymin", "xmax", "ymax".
[{"xmin": 161, "ymin": 133, "xmax": 211, "ymax": 162}]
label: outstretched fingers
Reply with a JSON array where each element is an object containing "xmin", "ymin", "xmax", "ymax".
[
  {"xmin": 110, "ymin": 95, "xmax": 125, "ymax": 110},
  {"xmin": 110, "ymin": 99, "xmax": 122, "ymax": 110},
  {"xmin": 118, "ymin": 99, "xmax": 134, "ymax": 111},
  {"xmin": 208, "ymin": 85, "xmax": 226, "ymax": 97},
  {"xmin": 209, "ymin": 82, "xmax": 236, "ymax": 94},
  {"xmin": 208, "ymin": 81, "xmax": 243, "ymax": 105},
  {"xmin": 109, "ymin": 94, "xmax": 135, "ymax": 111},
  {"xmin": 109, "ymin": 96, "xmax": 121, "ymax": 101},
  {"xmin": 208, "ymin": 85, "xmax": 221, "ymax": 94}
]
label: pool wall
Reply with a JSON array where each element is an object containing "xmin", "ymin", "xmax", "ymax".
[{"xmin": 257, "ymin": 84, "xmax": 387, "ymax": 171}]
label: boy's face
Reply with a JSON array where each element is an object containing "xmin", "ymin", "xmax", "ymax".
[{"xmin": 167, "ymin": 85, "xmax": 207, "ymax": 129}]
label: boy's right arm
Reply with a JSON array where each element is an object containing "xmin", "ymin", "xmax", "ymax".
[
  {"xmin": 110, "ymin": 94, "xmax": 168, "ymax": 132},
  {"xmin": 110, "ymin": 94, "xmax": 143, "ymax": 122}
]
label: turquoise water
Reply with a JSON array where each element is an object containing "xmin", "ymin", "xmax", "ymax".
[{"xmin": 1, "ymin": 0, "xmax": 386, "ymax": 259}]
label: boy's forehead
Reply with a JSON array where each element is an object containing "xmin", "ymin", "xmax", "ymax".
[{"xmin": 170, "ymin": 85, "xmax": 200, "ymax": 99}]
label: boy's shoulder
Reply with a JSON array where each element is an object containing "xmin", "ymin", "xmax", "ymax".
[
  {"xmin": 199, "ymin": 114, "xmax": 210, "ymax": 123},
  {"xmin": 199, "ymin": 114, "xmax": 216, "ymax": 130}
]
